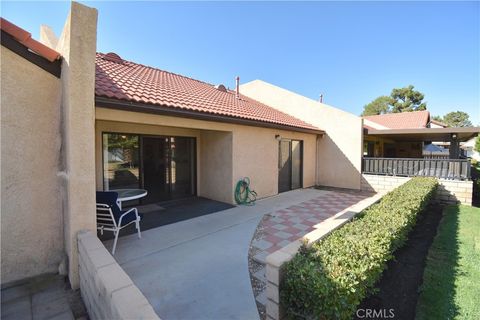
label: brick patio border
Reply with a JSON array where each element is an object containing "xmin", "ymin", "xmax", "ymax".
[{"xmin": 264, "ymin": 192, "xmax": 386, "ymax": 320}]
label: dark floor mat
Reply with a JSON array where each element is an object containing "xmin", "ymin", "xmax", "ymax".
[{"xmin": 98, "ymin": 197, "xmax": 234, "ymax": 241}]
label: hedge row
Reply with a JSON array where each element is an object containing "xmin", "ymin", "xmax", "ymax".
[{"xmin": 281, "ymin": 177, "xmax": 438, "ymax": 320}]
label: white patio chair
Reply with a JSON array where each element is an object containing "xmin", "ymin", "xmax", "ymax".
[{"xmin": 96, "ymin": 191, "xmax": 142, "ymax": 255}]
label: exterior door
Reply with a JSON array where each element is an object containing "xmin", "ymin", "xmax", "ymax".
[
  {"xmin": 170, "ymin": 137, "xmax": 196, "ymax": 199},
  {"xmin": 141, "ymin": 136, "xmax": 196, "ymax": 203},
  {"xmin": 278, "ymin": 140, "xmax": 292, "ymax": 193},
  {"xmin": 142, "ymin": 137, "xmax": 170, "ymax": 203},
  {"xmin": 278, "ymin": 139, "xmax": 303, "ymax": 193}
]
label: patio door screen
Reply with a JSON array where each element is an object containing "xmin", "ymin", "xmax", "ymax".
[{"xmin": 278, "ymin": 139, "xmax": 303, "ymax": 193}]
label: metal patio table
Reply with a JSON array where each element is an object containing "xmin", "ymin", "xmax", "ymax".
[{"xmin": 111, "ymin": 188, "xmax": 148, "ymax": 209}]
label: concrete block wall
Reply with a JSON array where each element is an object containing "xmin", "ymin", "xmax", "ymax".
[
  {"xmin": 361, "ymin": 174, "xmax": 473, "ymax": 206},
  {"xmin": 434, "ymin": 179, "xmax": 473, "ymax": 206},
  {"xmin": 360, "ymin": 174, "xmax": 411, "ymax": 193},
  {"xmin": 78, "ymin": 231, "xmax": 159, "ymax": 320}
]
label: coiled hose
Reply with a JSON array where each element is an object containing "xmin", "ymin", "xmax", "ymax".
[{"xmin": 234, "ymin": 177, "xmax": 257, "ymax": 205}]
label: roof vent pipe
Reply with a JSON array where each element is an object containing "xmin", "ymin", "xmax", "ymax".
[
  {"xmin": 319, "ymin": 94, "xmax": 324, "ymax": 103},
  {"xmin": 236, "ymin": 76, "xmax": 240, "ymax": 99}
]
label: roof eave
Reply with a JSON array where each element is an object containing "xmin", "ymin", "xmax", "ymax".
[
  {"xmin": 1, "ymin": 30, "xmax": 61, "ymax": 78},
  {"xmin": 366, "ymin": 127, "xmax": 480, "ymax": 142},
  {"xmin": 95, "ymin": 96, "xmax": 325, "ymax": 135}
]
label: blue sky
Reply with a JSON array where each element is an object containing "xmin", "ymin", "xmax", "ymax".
[{"xmin": 2, "ymin": 1, "xmax": 479, "ymax": 123}]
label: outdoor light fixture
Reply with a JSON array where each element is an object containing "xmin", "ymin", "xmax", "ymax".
[
  {"xmin": 452, "ymin": 133, "xmax": 457, "ymax": 139},
  {"xmin": 275, "ymin": 134, "xmax": 282, "ymax": 141}
]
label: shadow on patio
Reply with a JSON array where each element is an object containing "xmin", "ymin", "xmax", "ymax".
[{"xmin": 97, "ymin": 196, "xmax": 233, "ymax": 241}]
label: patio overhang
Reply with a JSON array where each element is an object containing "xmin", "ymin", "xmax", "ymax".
[
  {"xmin": 95, "ymin": 96, "xmax": 325, "ymax": 136},
  {"xmin": 366, "ymin": 127, "xmax": 480, "ymax": 142}
]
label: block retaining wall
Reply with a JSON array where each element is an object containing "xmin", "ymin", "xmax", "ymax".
[
  {"xmin": 78, "ymin": 230, "xmax": 160, "ymax": 320},
  {"xmin": 361, "ymin": 174, "xmax": 473, "ymax": 205}
]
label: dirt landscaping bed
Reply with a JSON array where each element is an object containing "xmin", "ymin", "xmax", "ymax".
[{"xmin": 354, "ymin": 203, "xmax": 444, "ymax": 320}]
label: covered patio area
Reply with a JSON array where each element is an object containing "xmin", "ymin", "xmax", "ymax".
[{"xmin": 363, "ymin": 127, "xmax": 480, "ymax": 180}]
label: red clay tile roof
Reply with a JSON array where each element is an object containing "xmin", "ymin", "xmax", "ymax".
[
  {"xmin": 95, "ymin": 52, "xmax": 320, "ymax": 132},
  {"xmin": 363, "ymin": 110, "xmax": 430, "ymax": 129},
  {"xmin": 0, "ymin": 17, "xmax": 60, "ymax": 62}
]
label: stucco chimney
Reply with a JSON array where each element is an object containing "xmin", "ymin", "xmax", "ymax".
[
  {"xmin": 39, "ymin": 25, "xmax": 58, "ymax": 49},
  {"xmin": 55, "ymin": 1, "xmax": 98, "ymax": 290}
]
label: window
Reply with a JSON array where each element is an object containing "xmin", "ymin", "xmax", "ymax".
[{"xmin": 103, "ymin": 133, "xmax": 140, "ymax": 190}]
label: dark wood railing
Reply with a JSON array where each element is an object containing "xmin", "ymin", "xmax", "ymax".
[{"xmin": 362, "ymin": 157, "xmax": 471, "ymax": 180}]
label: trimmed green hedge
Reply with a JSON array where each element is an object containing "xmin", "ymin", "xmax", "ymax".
[{"xmin": 281, "ymin": 177, "xmax": 438, "ymax": 320}]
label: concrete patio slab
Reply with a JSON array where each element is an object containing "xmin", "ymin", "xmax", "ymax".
[{"xmin": 103, "ymin": 188, "xmax": 330, "ymax": 320}]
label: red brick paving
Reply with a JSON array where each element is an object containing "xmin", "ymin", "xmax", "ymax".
[{"xmin": 252, "ymin": 189, "xmax": 372, "ymax": 255}]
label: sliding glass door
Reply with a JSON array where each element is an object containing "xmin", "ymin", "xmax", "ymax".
[
  {"xmin": 142, "ymin": 137, "xmax": 170, "ymax": 203},
  {"xmin": 278, "ymin": 139, "xmax": 303, "ymax": 193},
  {"xmin": 102, "ymin": 133, "xmax": 196, "ymax": 203},
  {"xmin": 170, "ymin": 137, "xmax": 196, "ymax": 199}
]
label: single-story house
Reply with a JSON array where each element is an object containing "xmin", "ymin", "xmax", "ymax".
[
  {"xmin": 1, "ymin": 2, "xmax": 363, "ymax": 289},
  {"xmin": 94, "ymin": 52, "xmax": 323, "ymax": 205}
]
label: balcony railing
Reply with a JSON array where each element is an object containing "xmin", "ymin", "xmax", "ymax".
[{"xmin": 362, "ymin": 157, "xmax": 471, "ymax": 180}]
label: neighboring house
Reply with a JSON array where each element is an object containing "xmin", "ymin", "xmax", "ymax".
[
  {"xmin": 461, "ymin": 137, "xmax": 480, "ymax": 160},
  {"xmin": 363, "ymin": 110, "xmax": 430, "ymax": 158},
  {"xmin": 362, "ymin": 110, "xmax": 479, "ymax": 159},
  {"xmin": 1, "ymin": 3, "xmax": 362, "ymax": 289},
  {"xmin": 361, "ymin": 110, "xmax": 479, "ymax": 181}
]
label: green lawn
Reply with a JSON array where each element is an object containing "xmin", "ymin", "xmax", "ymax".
[{"xmin": 416, "ymin": 205, "xmax": 480, "ymax": 320}]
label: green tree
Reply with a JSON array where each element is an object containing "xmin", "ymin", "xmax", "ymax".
[
  {"xmin": 431, "ymin": 115, "xmax": 444, "ymax": 122},
  {"xmin": 442, "ymin": 111, "xmax": 472, "ymax": 127},
  {"xmin": 361, "ymin": 85, "xmax": 427, "ymax": 115},
  {"xmin": 361, "ymin": 96, "xmax": 391, "ymax": 116},
  {"xmin": 390, "ymin": 85, "xmax": 427, "ymax": 113}
]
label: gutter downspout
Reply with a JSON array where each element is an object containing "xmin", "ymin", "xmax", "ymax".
[{"xmin": 315, "ymin": 134, "xmax": 321, "ymax": 186}]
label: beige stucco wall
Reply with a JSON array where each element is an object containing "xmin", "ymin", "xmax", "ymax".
[
  {"xmin": 240, "ymin": 80, "xmax": 363, "ymax": 189},
  {"xmin": 55, "ymin": 2, "xmax": 98, "ymax": 289},
  {"xmin": 1, "ymin": 46, "xmax": 64, "ymax": 284},
  {"xmin": 95, "ymin": 108, "xmax": 317, "ymax": 204},
  {"xmin": 232, "ymin": 127, "xmax": 316, "ymax": 201},
  {"xmin": 200, "ymin": 130, "xmax": 233, "ymax": 203}
]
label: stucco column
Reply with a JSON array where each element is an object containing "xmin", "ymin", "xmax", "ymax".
[
  {"xmin": 56, "ymin": 1, "xmax": 98, "ymax": 289},
  {"xmin": 449, "ymin": 134, "xmax": 460, "ymax": 159}
]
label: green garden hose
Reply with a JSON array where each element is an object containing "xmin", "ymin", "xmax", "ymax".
[{"xmin": 235, "ymin": 177, "xmax": 257, "ymax": 205}]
